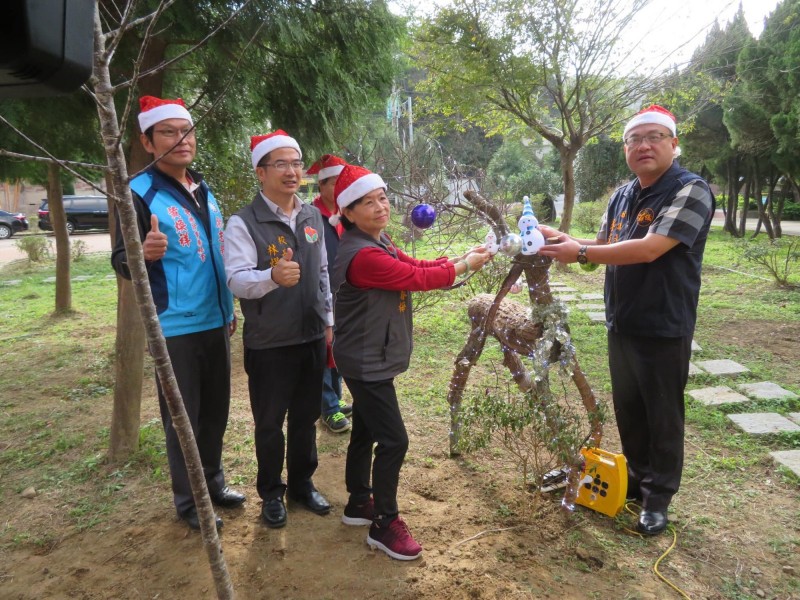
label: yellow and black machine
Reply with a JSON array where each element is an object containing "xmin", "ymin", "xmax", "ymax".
[{"xmin": 574, "ymin": 447, "xmax": 628, "ymax": 517}]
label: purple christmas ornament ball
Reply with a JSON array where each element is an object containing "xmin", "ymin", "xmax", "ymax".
[{"xmin": 411, "ymin": 204, "xmax": 437, "ymax": 229}]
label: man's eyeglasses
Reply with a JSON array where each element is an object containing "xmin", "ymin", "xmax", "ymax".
[
  {"xmin": 624, "ymin": 133, "xmax": 673, "ymax": 147},
  {"xmin": 260, "ymin": 160, "xmax": 305, "ymax": 171},
  {"xmin": 154, "ymin": 127, "xmax": 196, "ymax": 140}
]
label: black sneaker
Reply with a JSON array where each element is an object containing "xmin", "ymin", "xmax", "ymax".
[
  {"xmin": 338, "ymin": 398, "xmax": 353, "ymax": 417},
  {"xmin": 342, "ymin": 498, "xmax": 374, "ymax": 526},
  {"xmin": 323, "ymin": 411, "xmax": 351, "ymax": 433}
]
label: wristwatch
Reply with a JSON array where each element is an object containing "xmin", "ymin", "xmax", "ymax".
[{"xmin": 577, "ymin": 246, "xmax": 589, "ymax": 265}]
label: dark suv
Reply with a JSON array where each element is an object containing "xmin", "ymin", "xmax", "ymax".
[
  {"xmin": 38, "ymin": 195, "xmax": 109, "ymax": 235},
  {"xmin": 0, "ymin": 210, "xmax": 29, "ymax": 239}
]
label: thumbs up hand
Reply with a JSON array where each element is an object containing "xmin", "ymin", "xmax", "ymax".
[
  {"xmin": 143, "ymin": 214, "xmax": 168, "ymax": 261},
  {"xmin": 271, "ymin": 247, "xmax": 301, "ymax": 287}
]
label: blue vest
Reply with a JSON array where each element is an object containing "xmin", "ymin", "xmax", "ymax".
[{"xmin": 130, "ymin": 170, "xmax": 233, "ymax": 337}]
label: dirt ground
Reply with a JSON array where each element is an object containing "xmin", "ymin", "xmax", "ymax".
[{"xmin": 1, "ymin": 319, "xmax": 799, "ymax": 599}]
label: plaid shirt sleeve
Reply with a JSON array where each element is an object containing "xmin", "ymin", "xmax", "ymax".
[{"xmin": 649, "ymin": 180, "xmax": 713, "ymax": 247}]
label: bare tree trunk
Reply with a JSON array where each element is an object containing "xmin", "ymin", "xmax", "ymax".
[
  {"xmin": 109, "ymin": 33, "xmax": 168, "ymax": 462},
  {"xmin": 107, "ymin": 171, "xmax": 144, "ymax": 462},
  {"xmin": 47, "ymin": 162, "xmax": 72, "ymax": 313},
  {"xmin": 738, "ymin": 175, "xmax": 749, "ymax": 237},
  {"xmin": 558, "ymin": 148, "xmax": 578, "ymax": 233},
  {"xmin": 91, "ymin": 6, "xmax": 234, "ymax": 598},
  {"xmin": 724, "ymin": 156, "xmax": 740, "ymax": 236}
]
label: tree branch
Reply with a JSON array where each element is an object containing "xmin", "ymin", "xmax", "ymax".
[{"xmin": 0, "ymin": 149, "xmax": 109, "ymax": 171}]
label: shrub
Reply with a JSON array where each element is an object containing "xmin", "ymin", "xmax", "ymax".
[
  {"xmin": 781, "ymin": 202, "xmax": 800, "ymax": 221},
  {"xmin": 741, "ymin": 238, "xmax": 800, "ymax": 288},
  {"xmin": 14, "ymin": 236, "xmax": 52, "ymax": 263},
  {"xmin": 571, "ymin": 199, "xmax": 608, "ymax": 234},
  {"xmin": 71, "ymin": 240, "xmax": 88, "ymax": 262}
]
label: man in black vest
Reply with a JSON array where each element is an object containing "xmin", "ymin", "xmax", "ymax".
[
  {"xmin": 539, "ymin": 105, "xmax": 714, "ymax": 536},
  {"xmin": 223, "ymin": 130, "xmax": 333, "ymax": 528}
]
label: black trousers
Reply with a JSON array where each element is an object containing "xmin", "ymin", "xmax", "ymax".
[
  {"xmin": 156, "ymin": 326, "xmax": 231, "ymax": 517},
  {"xmin": 343, "ymin": 377, "xmax": 409, "ymax": 522},
  {"xmin": 244, "ymin": 338, "xmax": 325, "ymax": 501},
  {"xmin": 608, "ymin": 331, "xmax": 691, "ymax": 512}
]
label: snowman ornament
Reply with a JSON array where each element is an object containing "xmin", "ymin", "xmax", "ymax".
[
  {"xmin": 518, "ymin": 195, "xmax": 545, "ymax": 255},
  {"xmin": 484, "ymin": 230, "xmax": 500, "ymax": 255}
]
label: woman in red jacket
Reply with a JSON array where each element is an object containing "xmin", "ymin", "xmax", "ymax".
[{"xmin": 329, "ymin": 164, "xmax": 491, "ymax": 560}]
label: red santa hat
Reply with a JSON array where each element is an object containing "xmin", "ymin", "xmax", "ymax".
[
  {"xmin": 250, "ymin": 130, "xmax": 302, "ymax": 169},
  {"xmin": 138, "ymin": 96, "xmax": 193, "ymax": 133},
  {"xmin": 333, "ymin": 164, "xmax": 387, "ymax": 210},
  {"xmin": 623, "ymin": 104, "xmax": 677, "ymax": 139},
  {"xmin": 306, "ymin": 154, "xmax": 347, "ymax": 180}
]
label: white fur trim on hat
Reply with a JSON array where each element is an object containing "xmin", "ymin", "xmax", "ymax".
[
  {"xmin": 251, "ymin": 134, "xmax": 302, "ymax": 170},
  {"xmin": 328, "ymin": 214, "xmax": 341, "ymax": 227},
  {"xmin": 624, "ymin": 111, "xmax": 676, "ymax": 139},
  {"xmin": 317, "ymin": 165, "xmax": 345, "ymax": 180},
  {"xmin": 337, "ymin": 173, "xmax": 386, "ymax": 210},
  {"xmin": 138, "ymin": 104, "xmax": 193, "ymax": 133}
]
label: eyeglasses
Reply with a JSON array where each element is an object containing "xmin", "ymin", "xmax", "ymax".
[
  {"xmin": 153, "ymin": 127, "xmax": 196, "ymax": 140},
  {"xmin": 624, "ymin": 133, "xmax": 673, "ymax": 147},
  {"xmin": 260, "ymin": 160, "xmax": 305, "ymax": 171}
]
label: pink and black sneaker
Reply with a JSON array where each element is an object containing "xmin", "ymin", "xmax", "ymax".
[
  {"xmin": 366, "ymin": 517, "xmax": 422, "ymax": 560},
  {"xmin": 342, "ymin": 497, "xmax": 374, "ymax": 526}
]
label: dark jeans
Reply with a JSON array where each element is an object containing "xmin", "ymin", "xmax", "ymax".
[
  {"xmin": 244, "ymin": 338, "xmax": 325, "ymax": 500},
  {"xmin": 156, "ymin": 326, "xmax": 231, "ymax": 517},
  {"xmin": 608, "ymin": 331, "xmax": 691, "ymax": 512},
  {"xmin": 343, "ymin": 377, "xmax": 409, "ymax": 522},
  {"xmin": 321, "ymin": 366, "xmax": 343, "ymax": 417}
]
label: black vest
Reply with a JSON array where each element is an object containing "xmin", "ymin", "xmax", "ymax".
[
  {"xmin": 235, "ymin": 194, "xmax": 328, "ymax": 349},
  {"xmin": 604, "ymin": 162, "xmax": 714, "ymax": 337},
  {"xmin": 331, "ymin": 229, "xmax": 414, "ymax": 381}
]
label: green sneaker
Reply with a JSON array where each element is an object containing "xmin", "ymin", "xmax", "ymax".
[
  {"xmin": 338, "ymin": 399, "xmax": 353, "ymax": 417},
  {"xmin": 323, "ymin": 411, "xmax": 351, "ymax": 433}
]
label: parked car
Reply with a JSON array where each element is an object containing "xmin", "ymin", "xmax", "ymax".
[
  {"xmin": 38, "ymin": 195, "xmax": 109, "ymax": 235},
  {"xmin": 0, "ymin": 210, "xmax": 29, "ymax": 239}
]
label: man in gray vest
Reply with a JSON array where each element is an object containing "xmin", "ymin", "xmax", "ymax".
[{"xmin": 223, "ymin": 130, "xmax": 333, "ymax": 529}]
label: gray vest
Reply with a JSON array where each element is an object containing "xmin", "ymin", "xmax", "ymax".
[
  {"xmin": 236, "ymin": 193, "xmax": 327, "ymax": 350},
  {"xmin": 331, "ymin": 229, "xmax": 413, "ymax": 381}
]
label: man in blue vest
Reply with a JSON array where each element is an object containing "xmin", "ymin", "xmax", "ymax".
[
  {"xmin": 111, "ymin": 96, "xmax": 244, "ymax": 531},
  {"xmin": 539, "ymin": 105, "xmax": 714, "ymax": 536},
  {"xmin": 224, "ymin": 130, "xmax": 333, "ymax": 529}
]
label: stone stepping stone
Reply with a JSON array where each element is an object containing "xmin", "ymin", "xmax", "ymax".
[
  {"xmin": 42, "ymin": 276, "xmax": 56, "ymax": 283},
  {"xmin": 549, "ymin": 282, "xmax": 568, "ymax": 288},
  {"xmin": 737, "ymin": 382, "xmax": 798, "ymax": 401},
  {"xmin": 576, "ymin": 303, "xmax": 605, "ymax": 311},
  {"xmin": 71, "ymin": 276, "xmax": 92, "ymax": 281},
  {"xmin": 691, "ymin": 339, "xmax": 702, "ymax": 354},
  {"xmin": 688, "ymin": 386, "xmax": 750, "ymax": 406},
  {"xmin": 557, "ymin": 294, "xmax": 579, "ymax": 302},
  {"xmin": 579, "ymin": 293, "xmax": 603, "ymax": 301},
  {"xmin": 1, "ymin": 280, "xmax": 22, "ymax": 286},
  {"xmin": 688, "ymin": 362, "xmax": 704, "ymax": 376},
  {"xmin": 105, "ymin": 274, "xmax": 116, "ymax": 279},
  {"xmin": 587, "ymin": 312, "xmax": 606, "ymax": 322},
  {"xmin": 728, "ymin": 413, "xmax": 800, "ymax": 435},
  {"xmin": 694, "ymin": 359, "xmax": 749, "ymax": 376},
  {"xmin": 553, "ymin": 286, "xmax": 576, "ymax": 292},
  {"xmin": 788, "ymin": 413, "xmax": 800, "ymax": 426},
  {"xmin": 770, "ymin": 450, "xmax": 800, "ymax": 477}
]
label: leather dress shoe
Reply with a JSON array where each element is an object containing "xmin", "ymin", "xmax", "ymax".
[
  {"xmin": 211, "ymin": 486, "xmax": 246, "ymax": 508},
  {"xmin": 262, "ymin": 497, "xmax": 287, "ymax": 528},
  {"xmin": 289, "ymin": 489, "xmax": 331, "ymax": 515},
  {"xmin": 181, "ymin": 506, "xmax": 223, "ymax": 531},
  {"xmin": 637, "ymin": 509, "xmax": 668, "ymax": 536}
]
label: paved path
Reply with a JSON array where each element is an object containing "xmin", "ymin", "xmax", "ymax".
[
  {"xmin": 0, "ymin": 232, "xmax": 111, "ymax": 267},
  {"xmin": 711, "ymin": 210, "xmax": 800, "ymax": 236}
]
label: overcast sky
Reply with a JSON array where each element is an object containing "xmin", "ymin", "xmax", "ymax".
[{"xmin": 394, "ymin": 0, "xmax": 783, "ymax": 73}]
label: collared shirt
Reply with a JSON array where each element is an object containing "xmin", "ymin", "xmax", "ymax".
[{"xmin": 224, "ymin": 192, "xmax": 333, "ymax": 326}]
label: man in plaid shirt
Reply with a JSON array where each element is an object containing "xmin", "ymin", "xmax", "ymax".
[{"xmin": 539, "ymin": 105, "xmax": 714, "ymax": 536}]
